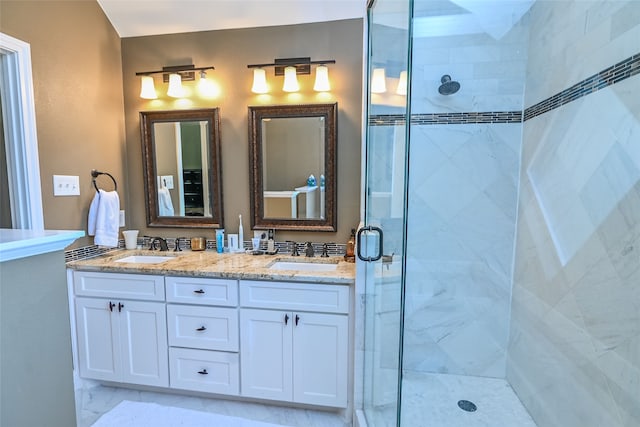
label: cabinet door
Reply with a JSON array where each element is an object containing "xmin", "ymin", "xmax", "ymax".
[
  {"xmin": 75, "ymin": 297, "xmax": 120, "ymax": 382},
  {"xmin": 293, "ymin": 312, "xmax": 348, "ymax": 407},
  {"xmin": 119, "ymin": 300, "xmax": 169, "ymax": 387},
  {"xmin": 240, "ymin": 309, "xmax": 292, "ymax": 401}
]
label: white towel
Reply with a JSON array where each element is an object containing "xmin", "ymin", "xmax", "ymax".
[
  {"xmin": 88, "ymin": 189, "xmax": 120, "ymax": 247},
  {"xmin": 158, "ymin": 186, "xmax": 174, "ymax": 216}
]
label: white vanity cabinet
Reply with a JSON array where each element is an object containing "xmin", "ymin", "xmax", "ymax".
[
  {"xmin": 73, "ymin": 271, "xmax": 168, "ymax": 387},
  {"xmin": 239, "ymin": 280, "xmax": 349, "ymax": 408},
  {"xmin": 166, "ymin": 276, "xmax": 240, "ymax": 395}
]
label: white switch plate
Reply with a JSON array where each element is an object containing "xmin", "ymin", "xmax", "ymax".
[
  {"xmin": 160, "ymin": 175, "xmax": 174, "ymax": 189},
  {"xmin": 119, "ymin": 210, "xmax": 125, "ymax": 227},
  {"xmin": 53, "ymin": 175, "xmax": 80, "ymax": 196}
]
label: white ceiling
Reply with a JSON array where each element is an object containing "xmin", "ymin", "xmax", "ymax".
[{"xmin": 97, "ymin": 0, "xmax": 367, "ymax": 38}]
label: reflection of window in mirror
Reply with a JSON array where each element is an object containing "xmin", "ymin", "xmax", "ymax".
[{"xmin": 261, "ymin": 117, "xmax": 325, "ymax": 220}]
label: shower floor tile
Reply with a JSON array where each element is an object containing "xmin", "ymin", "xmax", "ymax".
[{"xmin": 366, "ymin": 372, "xmax": 537, "ymax": 427}]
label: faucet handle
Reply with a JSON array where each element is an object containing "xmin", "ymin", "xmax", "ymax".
[
  {"xmin": 321, "ymin": 243, "xmax": 329, "ymax": 257},
  {"xmin": 286, "ymin": 241, "xmax": 300, "ymax": 256},
  {"xmin": 174, "ymin": 237, "xmax": 184, "ymax": 252}
]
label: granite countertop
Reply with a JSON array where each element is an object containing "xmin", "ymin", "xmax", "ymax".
[{"xmin": 67, "ymin": 249, "xmax": 356, "ymax": 285}]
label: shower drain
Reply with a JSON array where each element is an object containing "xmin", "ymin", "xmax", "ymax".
[{"xmin": 457, "ymin": 400, "xmax": 477, "ymax": 412}]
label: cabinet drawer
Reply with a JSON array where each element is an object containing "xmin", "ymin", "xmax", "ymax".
[
  {"xmin": 240, "ymin": 280, "xmax": 349, "ymax": 314},
  {"xmin": 169, "ymin": 347, "xmax": 239, "ymax": 395},
  {"xmin": 73, "ymin": 271, "xmax": 164, "ymax": 301},
  {"xmin": 166, "ymin": 276, "xmax": 238, "ymax": 306},
  {"xmin": 167, "ymin": 305, "xmax": 238, "ymax": 352}
]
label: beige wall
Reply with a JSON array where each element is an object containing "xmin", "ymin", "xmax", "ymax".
[
  {"xmin": 122, "ymin": 19, "xmax": 363, "ymax": 243},
  {"xmin": 0, "ymin": 0, "xmax": 126, "ymax": 246}
]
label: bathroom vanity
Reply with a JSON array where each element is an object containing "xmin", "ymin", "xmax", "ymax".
[{"xmin": 67, "ymin": 250, "xmax": 354, "ymax": 409}]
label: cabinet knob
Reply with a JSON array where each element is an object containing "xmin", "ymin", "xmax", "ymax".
[
  {"xmin": 193, "ymin": 289, "xmax": 205, "ymax": 294},
  {"xmin": 196, "ymin": 326, "xmax": 207, "ymax": 332},
  {"xmin": 109, "ymin": 302, "xmax": 115, "ymax": 312},
  {"xmin": 284, "ymin": 314, "xmax": 289, "ymax": 325},
  {"xmin": 118, "ymin": 302, "xmax": 124, "ymax": 312},
  {"xmin": 295, "ymin": 314, "xmax": 300, "ymax": 326},
  {"xmin": 197, "ymin": 369, "xmax": 208, "ymax": 375}
]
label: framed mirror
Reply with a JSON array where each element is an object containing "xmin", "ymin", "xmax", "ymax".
[
  {"xmin": 249, "ymin": 103, "xmax": 337, "ymax": 231},
  {"xmin": 140, "ymin": 109, "xmax": 224, "ymax": 228}
]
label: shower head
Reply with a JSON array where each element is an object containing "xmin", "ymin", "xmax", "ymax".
[{"xmin": 438, "ymin": 74, "xmax": 460, "ymax": 95}]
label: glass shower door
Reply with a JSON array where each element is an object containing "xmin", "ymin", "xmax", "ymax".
[{"xmin": 361, "ymin": 0, "xmax": 411, "ymax": 425}]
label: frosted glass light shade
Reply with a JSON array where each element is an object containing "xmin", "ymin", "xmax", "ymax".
[
  {"xmin": 251, "ymin": 68, "xmax": 268, "ymax": 94},
  {"xmin": 198, "ymin": 71, "xmax": 219, "ymax": 97},
  {"xmin": 139, "ymin": 76, "xmax": 157, "ymax": 99},
  {"xmin": 167, "ymin": 73, "xmax": 184, "ymax": 98},
  {"xmin": 396, "ymin": 70, "xmax": 408, "ymax": 95},
  {"xmin": 282, "ymin": 66, "xmax": 300, "ymax": 92},
  {"xmin": 313, "ymin": 65, "xmax": 331, "ymax": 92},
  {"xmin": 371, "ymin": 68, "xmax": 387, "ymax": 93}
]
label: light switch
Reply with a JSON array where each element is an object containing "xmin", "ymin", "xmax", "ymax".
[
  {"xmin": 160, "ymin": 175, "xmax": 174, "ymax": 189},
  {"xmin": 53, "ymin": 175, "xmax": 80, "ymax": 196}
]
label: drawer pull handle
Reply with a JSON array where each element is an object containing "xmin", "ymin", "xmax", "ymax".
[
  {"xmin": 118, "ymin": 302, "xmax": 124, "ymax": 312},
  {"xmin": 193, "ymin": 289, "xmax": 205, "ymax": 294},
  {"xmin": 109, "ymin": 302, "xmax": 115, "ymax": 312},
  {"xmin": 295, "ymin": 314, "xmax": 300, "ymax": 326},
  {"xmin": 196, "ymin": 326, "xmax": 207, "ymax": 331},
  {"xmin": 198, "ymin": 369, "xmax": 208, "ymax": 375},
  {"xmin": 284, "ymin": 314, "xmax": 289, "ymax": 325}
]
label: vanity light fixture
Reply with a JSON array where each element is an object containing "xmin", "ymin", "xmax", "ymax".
[
  {"xmin": 139, "ymin": 75, "xmax": 157, "ymax": 99},
  {"xmin": 396, "ymin": 70, "xmax": 408, "ymax": 95},
  {"xmin": 166, "ymin": 73, "xmax": 184, "ymax": 97},
  {"xmin": 247, "ymin": 57, "xmax": 336, "ymax": 93},
  {"xmin": 371, "ymin": 68, "xmax": 387, "ymax": 93},
  {"xmin": 251, "ymin": 68, "xmax": 269, "ymax": 94},
  {"xmin": 314, "ymin": 65, "xmax": 331, "ymax": 92},
  {"xmin": 136, "ymin": 64, "xmax": 215, "ymax": 99},
  {"xmin": 282, "ymin": 66, "xmax": 300, "ymax": 92}
]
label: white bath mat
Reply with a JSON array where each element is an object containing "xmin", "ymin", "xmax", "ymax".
[{"xmin": 91, "ymin": 400, "xmax": 293, "ymax": 427}]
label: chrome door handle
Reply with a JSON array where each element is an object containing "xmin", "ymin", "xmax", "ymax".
[{"xmin": 357, "ymin": 225, "xmax": 383, "ymax": 262}]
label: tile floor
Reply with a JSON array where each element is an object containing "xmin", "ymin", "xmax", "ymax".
[
  {"xmin": 364, "ymin": 372, "xmax": 537, "ymax": 427},
  {"xmin": 76, "ymin": 382, "xmax": 350, "ymax": 427}
]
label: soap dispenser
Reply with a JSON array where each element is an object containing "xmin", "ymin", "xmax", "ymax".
[
  {"xmin": 344, "ymin": 228, "xmax": 356, "ymax": 263},
  {"xmin": 267, "ymin": 229, "xmax": 276, "ymax": 254}
]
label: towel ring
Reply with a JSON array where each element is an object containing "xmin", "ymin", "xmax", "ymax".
[{"xmin": 91, "ymin": 169, "xmax": 118, "ymax": 193}]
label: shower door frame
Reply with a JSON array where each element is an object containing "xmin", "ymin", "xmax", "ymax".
[{"xmin": 360, "ymin": 0, "xmax": 414, "ymax": 426}]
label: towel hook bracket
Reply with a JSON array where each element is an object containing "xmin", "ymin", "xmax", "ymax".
[{"xmin": 91, "ymin": 169, "xmax": 117, "ymax": 193}]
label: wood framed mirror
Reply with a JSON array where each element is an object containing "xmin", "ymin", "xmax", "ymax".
[
  {"xmin": 249, "ymin": 103, "xmax": 337, "ymax": 231},
  {"xmin": 140, "ymin": 109, "xmax": 224, "ymax": 228}
]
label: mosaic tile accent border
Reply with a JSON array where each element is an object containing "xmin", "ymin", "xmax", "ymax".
[
  {"xmin": 524, "ymin": 53, "xmax": 639, "ymax": 121},
  {"xmin": 65, "ymin": 243, "xmax": 122, "ymax": 262},
  {"xmin": 369, "ymin": 111, "xmax": 522, "ymax": 126},
  {"xmin": 65, "ymin": 240, "xmax": 346, "ymax": 262}
]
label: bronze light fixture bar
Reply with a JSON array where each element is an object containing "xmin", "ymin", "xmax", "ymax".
[
  {"xmin": 247, "ymin": 57, "xmax": 336, "ymax": 75},
  {"xmin": 135, "ymin": 64, "xmax": 215, "ymax": 82}
]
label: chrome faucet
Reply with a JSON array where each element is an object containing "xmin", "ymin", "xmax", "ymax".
[
  {"xmin": 174, "ymin": 237, "xmax": 184, "ymax": 252},
  {"xmin": 150, "ymin": 237, "xmax": 169, "ymax": 251},
  {"xmin": 305, "ymin": 242, "xmax": 315, "ymax": 257}
]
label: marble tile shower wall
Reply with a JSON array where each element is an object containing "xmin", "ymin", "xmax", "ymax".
[
  {"xmin": 401, "ymin": 8, "xmax": 530, "ymax": 379},
  {"xmin": 403, "ymin": 123, "xmax": 521, "ymax": 378},
  {"xmin": 507, "ymin": 1, "xmax": 640, "ymax": 426}
]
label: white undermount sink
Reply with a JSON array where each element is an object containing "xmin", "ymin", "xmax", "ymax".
[
  {"xmin": 269, "ymin": 261, "xmax": 338, "ymax": 272},
  {"xmin": 114, "ymin": 255, "xmax": 175, "ymax": 264}
]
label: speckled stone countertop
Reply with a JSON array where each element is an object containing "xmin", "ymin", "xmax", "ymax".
[{"xmin": 67, "ymin": 249, "xmax": 356, "ymax": 285}]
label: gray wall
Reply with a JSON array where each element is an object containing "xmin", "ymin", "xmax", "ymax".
[
  {"xmin": 507, "ymin": 1, "xmax": 640, "ymax": 426},
  {"xmin": 1, "ymin": 251, "xmax": 76, "ymax": 427}
]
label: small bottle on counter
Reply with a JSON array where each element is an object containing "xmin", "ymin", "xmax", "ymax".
[
  {"xmin": 267, "ymin": 229, "xmax": 276, "ymax": 254},
  {"xmin": 344, "ymin": 228, "xmax": 356, "ymax": 262}
]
